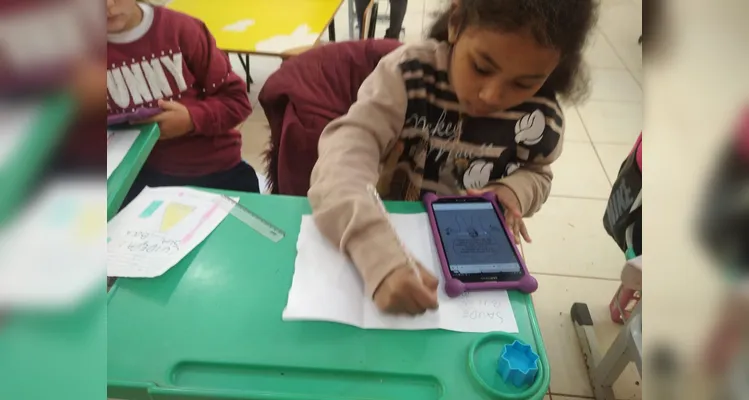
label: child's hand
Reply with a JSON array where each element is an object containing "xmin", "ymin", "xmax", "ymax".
[
  {"xmin": 138, "ymin": 99, "xmax": 195, "ymax": 140},
  {"xmin": 468, "ymin": 186, "xmax": 531, "ymax": 244},
  {"xmin": 373, "ymin": 263, "xmax": 439, "ymax": 315}
]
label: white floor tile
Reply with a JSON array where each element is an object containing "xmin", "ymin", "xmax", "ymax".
[
  {"xmin": 597, "ymin": 0, "xmax": 642, "ymax": 75},
  {"xmin": 248, "ymin": 55, "xmax": 283, "ymax": 84},
  {"xmin": 239, "ymin": 114, "xmax": 271, "ymax": 174},
  {"xmin": 585, "ymin": 31, "xmax": 626, "ymax": 69},
  {"xmin": 610, "ymin": 41, "xmax": 642, "ymax": 81},
  {"xmin": 550, "ymin": 142, "xmax": 612, "ymax": 199},
  {"xmin": 597, "ymin": 0, "xmax": 642, "ymax": 46},
  {"xmin": 523, "ymin": 197, "xmax": 624, "ymax": 279},
  {"xmin": 587, "ymin": 69, "xmax": 642, "ymax": 102},
  {"xmin": 331, "ymin": 0, "xmax": 354, "ymax": 40},
  {"xmin": 402, "ymin": 14, "xmax": 424, "ymax": 38},
  {"xmin": 532, "ymin": 274, "xmax": 642, "ymax": 399},
  {"xmin": 424, "ymin": 0, "xmax": 449, "ymax": 15},
  {"xmin": 229, "ymin": 54, "xmax": 282, "ymax": 106},
  {"xmin": 594, "ymin": 143, "xmax": 633, "ymax": 184},
  {"xmin": 577, "ymin": 101, "xmax": 641, "ymax": 145},
  {"xmin": 562, "ymin": 106, "xmax": 590, "ymax": 143},
  {"xmin": 630, "ymin": 67, "xmax": 643, "ymax": 86},
  {"xmin": 229, "ymin": 55, "xmax": 249, "ymax": 83}
]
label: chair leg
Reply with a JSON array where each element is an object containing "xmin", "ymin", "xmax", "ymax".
[
  {"xmin": 571, "ymin": 301, "xmax": 642, "ymax": 400},
  {"xmin": 368, "ymin": 3, "xmax": 379, "ymax": 38},
  {"xmin": 237, "ymin": 53, "xmax": 253, "ymax": 92},
  {"xmin": 348, "ymin": 0, "xmax": 355, "ymax": 39},
  {"xmin": 328, "ymin": 19, "xmax": 336, "ymax": 42}
]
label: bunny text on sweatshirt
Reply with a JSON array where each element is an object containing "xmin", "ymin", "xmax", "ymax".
[{"xmin": 107, "ymin": 3, "xmax": 251, "ymax": 177}]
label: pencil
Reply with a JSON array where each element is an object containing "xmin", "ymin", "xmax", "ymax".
[{"xmin": 365, "ymin": 184, "xmax": 421, "ymax": 280}]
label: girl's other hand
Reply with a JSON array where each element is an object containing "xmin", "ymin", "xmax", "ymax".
[
  {"xmin": 467, "ymin": 186, "xmax": 531, "ymax": 244},
  {"xmin": 373, "ymin": 262, "xmax": 439, "ymax": 315},
  {"xmin": 136, "ymin": 99, "xmax": 195, "ymax": 140}
]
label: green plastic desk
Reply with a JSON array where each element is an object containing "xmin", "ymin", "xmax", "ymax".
[
  {"xmin": 0, "ymin": 94, "xmax": 104, "ymax": 400},
  {"xmin": 107, "ymin": 192, "xmax": 550, "ymax": 400},
  {"xmin": 0, "ymin": 94, "xmax": 74, "ymax": 226},
  {"xmin": 107, "ymin": 123, "xmax": 160, "ymax": 220},
  {"xmin": 0, "ymin": 291, "xmax": 107, "ymax": 400}
]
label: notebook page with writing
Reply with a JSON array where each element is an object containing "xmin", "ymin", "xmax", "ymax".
[{"xmin": 284, "ymin": 213, "xmax": 519, "ymax": 333}]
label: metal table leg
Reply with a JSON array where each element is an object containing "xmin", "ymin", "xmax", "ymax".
[
  {"xmin": 237, "ymin": 53, "xmax": 253, "ymax": 92},
  {"xmin": 348, "ymin": 0, "xmax": 355, "ymax": 39},
  {"xmin": 367, "ymin": 2, "xmax": 379, "ymax": 38},
  {"xmin": 328, "ymin": 19, "xmax": 336, "ymax": 42},
  {"xmin": 571, "ymin": 301, "xmax": 642, "ymax": 400}
]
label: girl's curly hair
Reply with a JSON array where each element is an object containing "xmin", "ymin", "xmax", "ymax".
[{"xmin": 429, "ymin": 0, "xmax": 598, "ymax": 103}]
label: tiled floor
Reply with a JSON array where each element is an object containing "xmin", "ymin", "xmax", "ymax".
[{"xmin": 234, "ymin": 0, "xmax": 642, "ymax": 398}]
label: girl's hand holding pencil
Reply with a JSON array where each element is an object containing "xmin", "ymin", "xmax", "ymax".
[
  {"xmin": 373, "ymin": 263, "xmax": 439, "ymax": 315},
  {"xmin": 366, "ymin": 184, "xmax": 439, "ymax": 315}
]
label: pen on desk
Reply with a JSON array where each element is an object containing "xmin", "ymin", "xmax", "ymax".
[{"xmin": 365, "ymin": 184, "xmax": 421, "ymax": 280}]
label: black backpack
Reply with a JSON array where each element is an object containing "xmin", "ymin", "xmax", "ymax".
[{"xmin": 603, "ymin": 134, "xmax": 642, "ymax": 258}]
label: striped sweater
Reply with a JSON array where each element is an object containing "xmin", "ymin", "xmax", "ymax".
[{"xmin": 309, "ymin": 40, "xmax": 564, "ymax": 295}]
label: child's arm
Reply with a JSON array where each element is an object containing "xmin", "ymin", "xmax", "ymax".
[
  {"xmin": 180, "ymin": 21, "xmax": 251, "ymax": 134},
  {"xmin": 498, "ymin": 161, "xmax": 556, "ymax": 217},
  {"xmin": 496, "ymin": 107, "xmax": 565, "ymax": 217},
  {"xmin": 308, "ymin": 48, "xmax": 412, "ymax": 298}
]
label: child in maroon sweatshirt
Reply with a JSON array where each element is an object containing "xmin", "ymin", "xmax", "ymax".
[{"xmin": 107, "ymin": 0, "xmax": 258, "ymax": 206}]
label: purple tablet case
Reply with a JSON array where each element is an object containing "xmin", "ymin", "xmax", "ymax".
[
  {"xmin": 423, "ymin": 192, "xmax": 539, "ymax": 297},
  {"xmin": 107, "ymin": 107, "xmax": 161, "ymax": 126}
]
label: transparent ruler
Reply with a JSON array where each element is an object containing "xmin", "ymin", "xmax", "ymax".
[{"xmin": 217, "ymin": 195, "xmax": 285, "ymax": 242}]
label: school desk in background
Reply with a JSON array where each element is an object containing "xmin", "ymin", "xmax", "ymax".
[
  {"xmin": 107, "ymin": 123, "xmax": 160, "ymax": 220},
  {"xmin": 165, "ymin": 0, "xmax": 344, "ymax": 91},
  {"xmin": 0, "ymin": 95, "xmax": 74, "ymax": 226},
  {"xmin": 108, "ymin": 191, "xmax": 551, "ymax": 400}
]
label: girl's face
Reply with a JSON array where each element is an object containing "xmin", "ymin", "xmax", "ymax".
[
  {"xmin": 106, "ymin": 0, "xmax": 140, "ymax": 34},
  {"xmin": 449, "ymin": 26, "xmax": 561, "ymax": 117}
]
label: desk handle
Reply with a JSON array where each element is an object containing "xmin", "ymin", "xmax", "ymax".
[{"xmin": 150, "ymin": 387, "xmax": 338, "ymax": 400}]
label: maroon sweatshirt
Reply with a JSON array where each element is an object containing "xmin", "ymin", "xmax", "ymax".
[
  {"xmin": 0, "ymin": 0, "xmax": 106, "ymax": 170},
  {"xmin": 107, "ymin": 3, "xmax": 251, "ymax": 177}
]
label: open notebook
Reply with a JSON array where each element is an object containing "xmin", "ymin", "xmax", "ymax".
[{"xmin": 283, "ymin": 213, "xmax": 519, "ymax": 333}]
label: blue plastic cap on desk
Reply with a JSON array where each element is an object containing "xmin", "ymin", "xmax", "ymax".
[{"xmin": 497, "ymin": 340, "xmax": 540, "ymax": 388}]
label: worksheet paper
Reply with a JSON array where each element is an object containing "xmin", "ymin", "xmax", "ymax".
[
  {"xmin": 107, "ymin": 129, "xmax": 140, "ymax": 179},
  {"xmin": 107, "ymin": 187, "xmax": 236, "ymax": 278},
  {"xmin": 0, "ymin": 179, "xmax": 105, "ymax": 309},
  {"xmin": 283, "ymin": 214, "xmax": 519, "ymax": 333},
  {"xmin": 0, "ymin": 101, "xmax": 39, "ymax": 169}
]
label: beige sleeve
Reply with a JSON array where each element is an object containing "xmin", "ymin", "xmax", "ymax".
[
  {"xmin": 498, "ymin": 114, "xmax": 565, "ymax": 217},
  {"xmin": 307, "ymin": 47, "xmax": 411, "ymax": 298}
]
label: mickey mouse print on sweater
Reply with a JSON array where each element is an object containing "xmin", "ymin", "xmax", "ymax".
[{"xmin": 459, "ymin": 108, "xmax": 560, "ymax": 190}]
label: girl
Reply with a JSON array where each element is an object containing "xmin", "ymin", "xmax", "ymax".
[
  {"xmin": 106, "ymin": 0, "xmax": 259, "ymax": 206},
  {"xmin": 308, "ymin": 0, "xmax": 597, "ymax": 315}
]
